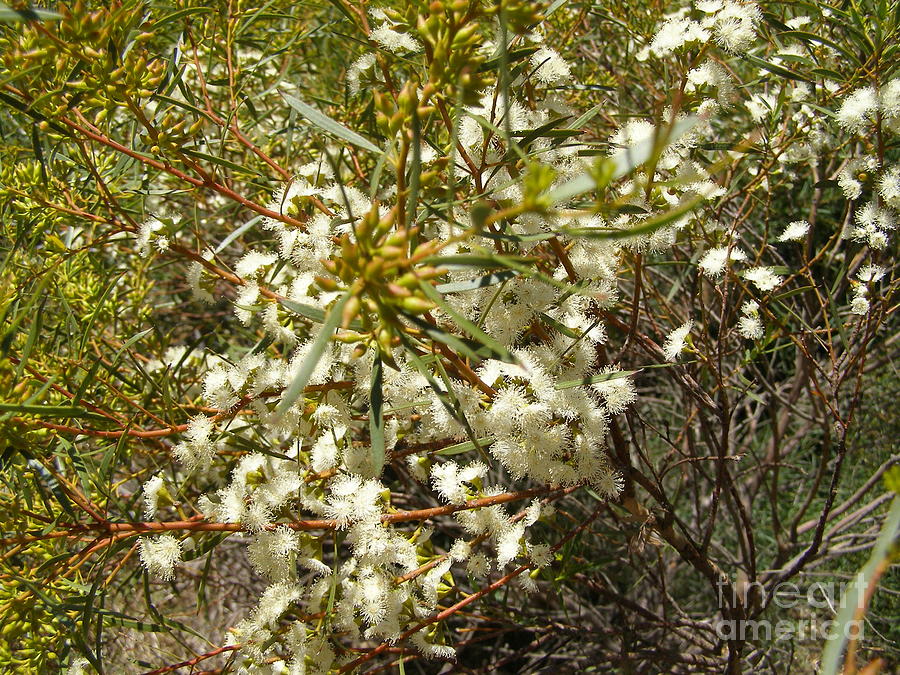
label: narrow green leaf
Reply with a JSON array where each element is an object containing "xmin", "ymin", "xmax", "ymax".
[
  {"xmin": 0, "ymin": 403, "xmax": 89, "ymax": 417},
  {"xmin": 369, "ymin": 353, "xmax": 385, "ymax": 473},
  {"xmin": 280, "ymin": 296, "xmax": 363, "ymax": 330},
  {"xmin": 153, "ymin": 6, "xmax": 214, "ymax": 29},
  {"xmin": 821, "ymin": 496, "xmax": 900, "ymax": 675},
  {"xmin": 274, "ymin": 293, "xmax": 349, "ymax": 417},
  {"xmin": 0, "ymin": 3, "xmax": 61, "ymax": 22},
  {"xmin": 743, "ymin": 53, "xmax": 812, "ymax": 82},
  {"xmin": 418, "ymin": 280, "xmax": 515, "ymax": 363},
  {"xmin": 435, "ymin": 438, "xmax": 495, "ymax": 456},
  {"xmin": 281, "ymin": 91, "xmax": 382, "ymax": 154},
  {"xmin": 435, "ymin": 270, "xmax": 518, "ymax": 294},
  {"xmin": 182, "ymin": 148, "xmax": 261, "ymax": 176},
  {"xmin": 568, "ymin": 103, "xmax": 603, "ymax": 130},
  {"xmin": 556, "ymin": 369, "xmax": 640, "ymax": 390}
]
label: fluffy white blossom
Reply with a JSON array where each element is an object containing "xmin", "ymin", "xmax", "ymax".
[
  {"xmin": 142, "ymin": 474, "xmax": 165, "ymax": 519},
  {"xmin": 777, "ymin": 220, "xmax": 810, "ymax": 242},
  {"xmin": 136, "ymin": 216, "xmax": 166, "ymax": 257},
  {"xmin": 663, "ymin": 320, "xmax": 693, "ymax": 361},
  {"xmin": 699, "ymin": 245, "xmax": 747, "ymax": 278},
  {"xmin": 138, "ymin": 534, "xmax": 182, "ymax": 580},
  {"xmin": 648, "ymin": 18, "xmax": 709, "ymax": 57},
  {"xmin": 709, "ymin": 1, "xmax": 760, "ymax": 53},
  {"xmin": 173, "ymin": 415, "xmax": 217, "ymax": 470},
  {"xmin": 530, "ymin": 47, "xmax": 572, "ymax": 85},
  {"xmin": 857, "ymin": 264, "xmax": 886, "ymax": 283},
  {"xmin": 878, "ymin": 166, "xmax": 900, "ymax": 208},
  {"xmin": 370, "ymin": 24, "xmax": 421, "ymax": 54},
  {"xmin": 592, "ymin": 367, "xmax": 637, "ymax": 415},
  {"xmin": 743, "ymin": 266, "xmax": 783, "ymax": 292},
  {"xmin": 737, "ymin": 300, "xmax": 764, "ymax": 340},
  {"xmin": 836, "ymin": 86, "xmax": 878, "ymax": 132},
  {"xmin": 838, "ymin": 157, "xmax": 878, "ymax": 200}
]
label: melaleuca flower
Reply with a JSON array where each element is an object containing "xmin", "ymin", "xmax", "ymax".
[
  {"xmin": 777, "ymin": 220, "xmax": 810, "ymax": 242},
  {"xmin": 141, "ymin": 474, "xmax": 166, "ymax": 519},
  {"xmin": 838, "ymin": 157, "xmax": 878, "ymax": 200},
  {"xmin": 530, "ymin": 46, "xmax": 572, "ymax": 85},
  {"xmin": 592, "ymin": 367, "xmax": 637, "ymax": 415},
  {"xmin": 663, "ymin": 320, "xmax": 694, "ymax": 361},
  {"xmin": 370, "ymin": 24, "xmax": 421, "ymax": 54},
  {"xmin": 136, "ymin": 216, "xmax": 165, "ymax": 257},
  {"xmin": 138, "ymin": 534, "xmax": 182, "ymax": 580},
  {"xmin": 737, "ymin": 301, "xmax": 764, "ymax": 340},
  {"xmin": 709, "ymin": 1, "xmax": 760, "ymax": 53},
  {"xmin": 743, "ymin": 266, "xmax": 783, "ymax": 292},
  {"xmin": 699, "ymin": 245, "xmax": 747, "ymax": 278},
  {"xmin": 173, "ymin": 415, "xmax": 217, "ymax": 470},
  {"xmin": 878, "ymin": 166, "xmax": 900, "ymax": 208},
  {"xmin": 837, "ymin": 86, "xmax": 878, "ymax": 132}
]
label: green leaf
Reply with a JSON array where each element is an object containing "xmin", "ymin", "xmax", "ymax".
[
  {"xmin": 435, "ymin": 270, "xmax": 519, "ymax": 294},
  {"xmin": 820, "ymin": 496, "xmax": 900, "ymax": 675},
  {"xmin": 281, "ymin": 91, "xmax": 382, "ymax": 154},
  {"xmin": 549, "ymin": 116, "xmax": 698, "ymax": 205},
  {"xmin": 369, "ymin": 353, "xmax": 385, "ymax": 474},
  {"xmin": 274, "ymin": 293, "xmax": 349, "ymax": 417},
  {"xmin": 417, "ymin": 280, "xmax": 516, "ymax": 363},
  {"xmin": 0, "ymin": 3, "xmax": 61, "ymax": 22},
  {"xmin": 153, "ymin": 6, "xmax": 214, "ymax": 29},
  {"xmin": 435, "ymin": 438, "xmax": 495, "ymax": 456},
  {"xmin": 743, "ymin": 53, "xmax": 812, "ymax": 83},
  {"xmin": 0, "ymin": 403, "xmax": 90, "ymax": 417},
  {"xmin": 279, "ymin": 296, "xmax": 363, "ymax": 330},
  {"xmin": 556, "ymin": 369, "xmax": 640, "ymax": 390},
  {"xmin": 568, "ymin": 103, "xmax": 603, "ymax": 130},
  {"xmin": 562, "ymin": 194, "xmax": 701, "ymax": 240},
  {"xmin": 181, "ymin": 148, "xmax": 262, "ymax": 176}
]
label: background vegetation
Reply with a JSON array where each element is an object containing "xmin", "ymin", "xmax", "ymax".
[{"xmin": 1, "ymin": 0, "xmax": 897, "ymax": 673}]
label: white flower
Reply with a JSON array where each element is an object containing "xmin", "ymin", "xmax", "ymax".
[
  {"xmin": 663, "ymin": 320, "xmax": 693, "ymax": 361},
  {"xmin": 467, "ymin": 552, "xmax": 491, "ymax": 577},
  {"xmin": 737, "ymin": 300, "xmax": 764, "ymax": 340},
  {"xmin": 431, "ymin": 461, "xmax": 486, "ymax": 505},
  {"xmin": 528, "ymin": 543, "xmax": 554, "ymax": 568},
  {"xmin": 136, "ymin": 216, "xmax": 165, "ymax": 257},
  {"xmin": 838, "ymin": 157, "xmax": 878, "ymax": 200},
  {"xmin": 347, "ymin": 53, "xmax": 376, "ymax": 94},
  {"xmin": 142, "ymin": 474, "xmax": 165, "ymax": 519},
  {"xmin": 699, "ymin": 245, "xmax": 747, "ymax": 278},
  {"xmin": 530, "ymin": 47, "xmax": 572, "ymax": 85},
  {"xmin": 370, "ymin": 24, "xmax": 421, "ymax": 53},
  {"xmin": 235, "ymin": 250, "xmax": 276, "ymax": 279},
  {"xmin": 65, "ymin": 657, "xmax": 91, "ymax": 675},
  {"xmin": 173, "ymin": 415, "xmax": 217, "ymax": 469},
  {"xmin": 745, "ymin": 93, "xmax": 777, "ymax": 122},
  {"xmin": 836, "ymin": 86, "xmax": 878, "ymax": 132},
  {"xmin": 743, "ymin": 266, "xmax": 783, "ymax": 292},
  {"xmin": 593, "ymin": 469, "xmax": 625, "ymax": 499},
  {"xmin": 850, "ymin": 294, "xmax": 870, "ymax": 315},
  {"xmin": 879, "ymin": 77, "xmax": 900, "ymax": 119},
  {"xmin": 649, "ymin": 18, "xmax": 709, "ymax": 57},
  {"xmin": 737, "ymin": 315, "xmax": 763, "ymax": 340},
  {"xmin": 710, "ymin": 1, "xmax": 761, "ymax": 53},
  {"xmin": 496, "ymin": 522, "xmax": 526, "ymax": 567},
  {"xmin": 592, "ymin": 367, "xmax": 637, "ymax": 415},
  {"xmin": 878, "ymin": 166, "xmax": 900, "ymax": 208},
  {"xmin": 777, "ymin": 220, "xmax": 810, "ymax": 242},
  {"xmin": 138, "ymin": 534, "xmax": 182, "ymax": 580},
  {"xmin": 857, "ymin": 264, "xmax": 886, "ymax": 283}
]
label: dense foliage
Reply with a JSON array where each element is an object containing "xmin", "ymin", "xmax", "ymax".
[{"xmin": 1, "ymin": 0, "xmax": 898, "ymax": 673}]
